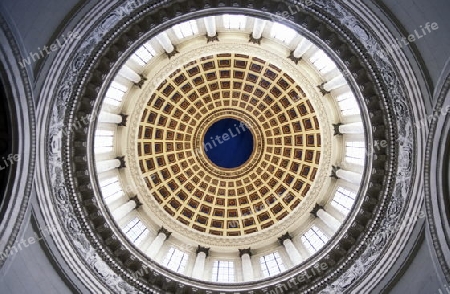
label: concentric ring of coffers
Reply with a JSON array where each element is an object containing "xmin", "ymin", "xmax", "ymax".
[{"xmin": 91, "ymin": 14, "xmax": 369, "ymax": 284}]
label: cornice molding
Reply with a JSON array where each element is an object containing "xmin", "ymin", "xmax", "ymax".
[
  {"xmin": 0, "ymin": 13, "xmax": 36, "ymax": 270},
  {"xmin": 425, "ymin": 70, "xmax": 450, "ymax": 283}
]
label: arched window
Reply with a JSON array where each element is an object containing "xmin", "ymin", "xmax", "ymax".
[
  {"xmin": 345, "ymin": 140, "xmax": 366, "ymax": 165},
  {"xmin": 104, "ymin": 81, "xmax": 128, "ymax": 107},
  {"xmin": 212, "ymin": 260, "xmax": 235, "ymax": 283},
  {"xmin": 99, "ymin": 176, "xmax": 123, "ymax": 200},
  {"xmin": 331, "ymin": 187, "xmax": 357, "ymax": 215},
  {"xmin": 123, "ymin": 218, "xmax": 148, "ymax": 245},
  {"xmin": 94, "ymin": 129, "xmax": 115, "ymax": 154},
  {"xmin": 162, "ymin": 247, "xmax": 189, "ymax": 273},
  {"xmin": 260, "ymin": 252, "xmax": 286, "ymax": 277},
  {"xmin": 336, "ymin": 91, "xmax": 360, "ymax": 116},
  {"xmin": 301, "ymin": 226, "xmax": 329, "ymax": 254}
]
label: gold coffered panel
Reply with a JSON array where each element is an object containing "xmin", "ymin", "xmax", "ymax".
[{"xmin": 137, "ymin": 53, "xmax": 321, "ymax": 236}]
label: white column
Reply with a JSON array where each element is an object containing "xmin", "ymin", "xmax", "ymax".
[
  {"xmin": 326, "ymin": 204, "xmax": 346, "ymax": 222},
  {"xmin": 112, "ymin": 200, "xmax": 136, "ymax": 223},
  {"xmin": 192, "ymin": 251, "xmax": 207, "ymax": 280},
  {"xmin": 104, "ymin": 192, "xmax": 126, "ymax": 206},
  {"xmin": 323, "ymin": 75, "xmax": 346, "ymax": 92},
  {"xmin": 293, "ymin": 38, "xmax": 313, "ymax": 58},
  {"xmin": 323, "ymin": 67, "xmax": 342, "ymax": 81},
  {"xmin": 252, "ymin": 18, "xmax": 266, "ymax": 39},
  {"xmin": 314, "ymin": 220, "xmax": 334, "ymax": 239},
  {"xmin": 317, "ymin": 208, "xmax": 341, "ymax": 232},
  {"xmin": 156, "ymin": 32, "xmax": 175, "ymax": 53},
  {"xmin": 146, "ymin": 232, "xmax": 168, "ymax": 259},
  {"xmin": 282, "ymin": 239, "xmax": 303, "ymax": 265},
  {"xmin": 98, "ymin": 112, "xmax": 123, "ymax": 124},
  {"xmin": 336, "ymin": 169, "xmax": 363, "ymax": 185},
  {"xmin": 295, "ymin": 238, "xmax": 311, "ymax": 260},
  {"xmin": 204, "ymin": 16, "xmax": 216, "ymax": 37},
  {"xmin": 118, "ymin": 65, "xmax": 141, "ymax": 83},
  {"xmin": 96, "ymin": 159, "xmax": 121, "ymax": 173},
  {"xmin": 339, "ymin": 122, "xmax": 364, "ymax": 134},
  {"xmin": 241, "ymin": 253, "xmax": 254, "ymax": 281}
]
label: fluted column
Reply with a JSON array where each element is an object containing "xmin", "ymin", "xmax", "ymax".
[
  {"xmin": 339, "ymin": 122, "xmax": 364, "ymax": 134},
  {"xmin": 317, "ymin": 208, "xmax": 341, "ymax": 232},
  {"xmin": 239, "ymin": 249, "xmax": 254, "ymax": 282},
  {"xmin": 146, "ymin": 228, "xmax": 171, "ymax": 259},
  {"xmin": 204, "ymin": 16, "xmax": 216, "ymax": 37},
  {"xmin": 98, "ymin": 112, "xmax": 123, "ymax": 124},
  {"xmin": 118, "ymin": 65, "xmax": 141, "ymax": 83},
  {"xmin": 279, "ymin": 233, "xmax": 302, "ymax": 265},
  {"xmin": 294, "ymin": 237, "xmax": 311, "ymax": 260},
  {"xmin": 323, "ymin": 75, "xmax": 346, "ymax": 92},
  {"xmin": 96, "ymin": 159, "xmax": 121, "ymax": 173},
  {"xmin": 156, "ymin": 32, "xmax": 175, "ymax": 54},
  {"xmin": 112, "ymin": 200, "xmax": 136, "ymax": 223},
  {"xmin": 252, "ymin": 18, "xmax": 266, "ymax": 39},
  {"xmin": 336, "ymin": 168, "xmax": 363, "ymax": 185},
  {"xmin": 311, "ymin": 204, "xmax": 342, "ymax": 234},
  {"xmin": 192, "ymin": 246, "xmax": 209, "ymax": 280},
  {"xmin": 293, "ymin": 38, "xmax": 312, "ymax": 58}
]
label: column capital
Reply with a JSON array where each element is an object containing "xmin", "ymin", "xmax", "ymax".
[
  {"xmin": 133, "ymin": 74, "xmax": 147, "ymax": 89},
  {"xmin": 130, "ymin": 195, "xmax": 142, "ymax": 209},
  {"xmin": 239, "ymin": 248, "xmax": 252, "ymax": 257},
  {"xmin": 330, "ymin": 165, "xmax": 341, "ymax": 179},
  {"xmin": 196, "ymin": 245, "xmax": 210, "ymax": 257},
  {"xmin": 278, "ymin": 232, "xmax": 292, "ymax": 245},
  {"xmin": 116, "ymin": 156, "xmax": 126, "ymax": 168},
  {"xmin": 288, "ymin": 51, "xmax": 302, "ymax": 64},
  {"xmin": 318, "ymin": 82, "xmax": 330, "ymax": 95},
  {"xmin": 310, "ymin": 204, "xmax": 324, "ymax": 217},
  {"xmin": 118, "ymin": 114, "xmax": 128, "ymax": 126},
  {"xmin": 332, "ymin": 123, "xmax": 343, "ymax": 136},
  {"xmin": 158, "ymin": 227, "xmax": 172, "ymax": 239},
  {"xmin": 206, "ymin": 33, "xmax": 219, "ymax": 43},
  {"xmin": 166, "ymin": 47, "xmax": 179, "ymax": 59},
  {"xmin": 249, "ymin": 33, "xmax": 262, "ymax": 45}
]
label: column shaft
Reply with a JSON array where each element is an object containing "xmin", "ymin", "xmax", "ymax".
[
  {"xmin": 283, "ymin": 239, "xmax": 303, "ymax": 265},
  {"xmin": 241, "ymin": 253, "xmax": 254, "ymax": 281},
  {"xmin": 118, "ymin": 65, "xmax": 141, "ymax": 83},
  {"xmin": 339, "ymin": 122, "xmax": 364, "ymax": 134},
  {"xmin": 317, "ymin": 209, "xmax": 341, "ymax": 232},
  {"xmin": 295, "ymin": 239, "xmax": 311, "ymax": 260},
  {"xmin": 192, "ymin": 252, "xmax": 206, "ymax": 280},
  {"xmin": 157, "ymin": 32, "xmax": 175, "ymax": 53},
  {"xmin": 146, "ymin": 232, "xmax": 167, "ymax": 259},
  {"xmin": 96, "ymin": 159, "xmax": 121, "ymax": 173},
  {"xmin": 336, "ymin": 169, "xmax": 362, "ymax": 185},
  {"xmin": 98, "ymin": 112, "xmax": 123, "ymax": 124},
  {"xmin": 293, "ymin": 38, "xmax": 312, "ymax": 58},
  {"xmin": 112, "ymin": 200, "xmax": 136, "ymax": 223},
  {"xmin": 252, "ymin": 19, "xmax": 266, "ymax": 39},
  {"xmin": 204, "ymin": 16, "xmax": 216, "ymax": 37},
  {"xmin": 323, "ymin": 75, "xmax": 346, "ymax": 92}
]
